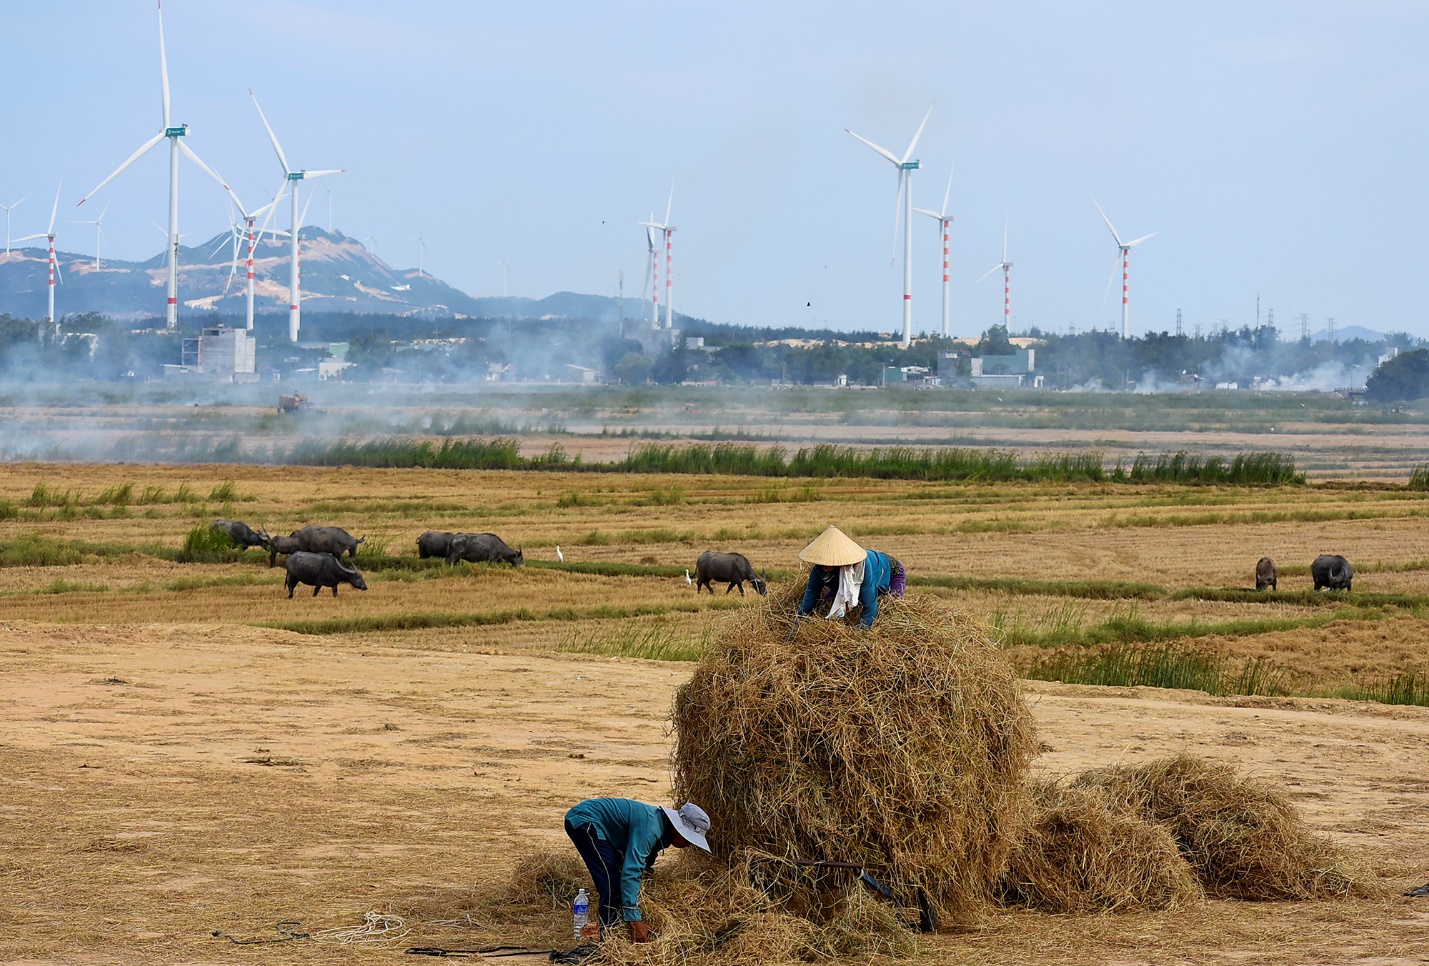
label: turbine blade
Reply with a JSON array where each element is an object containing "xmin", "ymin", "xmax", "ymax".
[
  {"xmin": 157, "ymin": 0, "xmax": 171, "ymax": 127},
  {"xmin": 890, "ymin": 170, "xmax": 905, "ymax": 262},
  {"xmin": 901, "ymin": 103, "xmax": 935, "ymax": 164},
  {"xmin": 249, "ymin": 89, "xmax": 291, "ymax": 174},
  {"xmin": 46, "ymin": 182, "xmax": 61, "ymax": 233},
  {"xmin": 1101, "ymin": 253, "xmax": 1120, "ymax": 312},
  {"xmin": 298, "ymin": 191, "xmax": 314, "ymax": 231},
  {"xmin": 177, "ymin": 141, "xmax": 238, "ymax": 204},
  {"xmin": 1125, "ymin": 231, "xmax": 1158, "ymax": 248},
  {"xmin": 13, "ymin": 234, "xmax": 47, "ymax": 243},
  {"xmin": 941, "ymin": 161, "xmax": 955, "ymax": 217},
  {"xmin": 845, "ymin": 129, "xmax": 901, "ymax": 166},
  {"xmin": 78, "ymin": 132, "xmax": 166, "ymax": 206},
  {"xmin": 912, "ymin": 207, "xmax": 940, "ymax": 219},
  {"xmin": 299, "ymin": 169, "xmax": 344, "ymax": 180},
  {"xmin": 255, "ymin": 178, "xmax": 288, "ymax": 241},
  {"xmin": 976, "ymin": 264, "xmax": 1002, "ymax": 283},
  {"xmin": 664, "ymin": 181, "xmax": 674, "ymax": 226},
  {"xmin": 1090, "ymin": 195, "xmax": 1123, "ymax": 247}
]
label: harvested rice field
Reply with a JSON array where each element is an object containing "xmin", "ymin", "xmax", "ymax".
[{"xmin": 3, "ymin": 455, "xmax": 1429, "ymax": 965}]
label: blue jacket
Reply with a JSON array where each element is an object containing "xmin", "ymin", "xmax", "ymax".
[
  {"xmin": 796, "ymin": 549, "xmax": 895, "ymax": 629},
  {"xmin": 564, "ymin": 798, "xmax": 674, "ymax": 922}
]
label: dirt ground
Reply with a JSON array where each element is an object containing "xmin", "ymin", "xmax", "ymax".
[{"xmin": 4, "ymin": 618, "xmax": 1428, "ymax": 966}]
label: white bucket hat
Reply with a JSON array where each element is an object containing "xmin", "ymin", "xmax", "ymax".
[{"xmin": 662, "ymin": 802, "xmax": 712, "ymax": 852}]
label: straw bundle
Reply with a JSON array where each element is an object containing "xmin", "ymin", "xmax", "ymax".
[
  {"xmin": 672, "ymin": 585, "xmax": 1036, "ymax": 928},
  {"xmin": 1074, "ymin": 754, "xmax": 1374, "ymax": 900},
  {"xmin": 999, "ymin": 780, "xmax": 1203, "ymax": 913}
]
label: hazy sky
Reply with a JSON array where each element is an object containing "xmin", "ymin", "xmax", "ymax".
[{"xmin": 3, "ymin": 1, "xmax": 1426, "ymax": 337}]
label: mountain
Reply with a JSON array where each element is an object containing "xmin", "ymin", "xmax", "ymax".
[
  {"xmin": 1309, "ymin": 325, "xmax": 1385, "ymax": 343},
  {"xmin": 0, "ymin": 229, "xmax": 654, "ymax": 327}
]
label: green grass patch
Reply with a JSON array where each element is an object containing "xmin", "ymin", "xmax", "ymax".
[
  {"xmin": 557, "ymin": 623, "xmax": 708, "ymax": 662},
  {"xmin": 1333, "ymin": 670, "xmax": 1429, "ymax": 707},
  {"xmin": 256, "ymin": 599, "xmax": 743, "ymax": 635},
  {"xmin": 1023, "ymin": 643, "xmax": 1291, "ymax": 697},
  {"xmin": 912, "ymin": 574, "xmax": 1167, "ymax": 600}
]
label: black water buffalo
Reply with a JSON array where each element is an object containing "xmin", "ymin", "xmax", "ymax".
[
  {"xmin": 446, "ymin": 532, "xmax": 523, "ymax": 567},
  {"xmin": 695, "ymin": 551, "xmax": 768, "ymax": 596},
  {"xmin": 417, "ymin": 530, "xmax": 455, "ymax": 559},
  {"xmin": 1255, "ymin": 557, "xmax": 1278, "ymax": 591},
  {"xmin": 267, "ymin": 534, "xmax": 300, "ymax": 568},
  {"xmin": 1311, "ymin": 554, "xmax": 1353, "ymax": 591},
  {"xmin": 284, "ymin": 551, "xmax": 368, "ymax": 598},
  {"xmin": 211, "ymin": 519, "xmax": 267, "ymax": 549},
  {"xmin": 294, "ymin": 525, "xmax": 365, "ymax": 558}
]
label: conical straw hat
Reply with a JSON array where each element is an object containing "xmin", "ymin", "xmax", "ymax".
[{"xmin": 798, "ymin": 526, "xmax": 865, "ymax": 567}]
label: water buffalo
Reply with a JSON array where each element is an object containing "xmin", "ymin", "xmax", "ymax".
[
  {"xmin": 417, "ymin": 530, "xmax": 455, "ymax": 559},
  {"xmin": 695, "ymin": 551, "xmax": 767, "ymax": 596},
  {"xmin": 267, "ymin": 534, "xmax": 300, "ymax": 569},
  {"xmin": 1311, "ymin": 554, "xmax": 1353, "ymax": 591},
  {"xmin": 446, "ymin": 532, "xmax": 523, "ymax": 567},
  {"xmin": 211, "ymin": 519, "xmax": 267, "ymax": 550},
  {"xmin": 1255, "ymin": 557, "xmax": 1278, "ymax": 591},
  {"xmin": 284, "ymin": 551, "xmax": 368, "ymax": 598},
  {"xmin": 294, "ymin": 525, "xmax": 365, "ymax": 558}
]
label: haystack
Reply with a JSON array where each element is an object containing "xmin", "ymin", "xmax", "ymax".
[
  {"xmin": 999, "ymin": 780, "xmax": 1203, "ymax": 913},
  {"xmin": 672, "ymin": 585, "xmax": 1036, "ymax": 928},
  {"xmin": 1074, "ymin": 754, "xmax": 1374, "ymax": 900}
]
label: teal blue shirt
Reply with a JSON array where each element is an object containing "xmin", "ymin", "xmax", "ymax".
[{"xmin": 564, "ymin": 798, "xmax": 675, "ymax": 922}]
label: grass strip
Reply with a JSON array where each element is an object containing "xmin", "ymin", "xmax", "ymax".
[
  {"xmin": 912, "ymin": 574, "xmax": 1166, "ymax": 600},
  {"xmin": 1023, "ymin": 643, "xmax": 1291, "ymax": 697},
  {"xmin": 254, "ymin": 599, "xmax": 745, "ymax": 635}
]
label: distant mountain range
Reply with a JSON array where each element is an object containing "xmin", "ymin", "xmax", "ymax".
[{"xmin": 0, "ymin": 228, "xmax": 656, "ymax": 327}]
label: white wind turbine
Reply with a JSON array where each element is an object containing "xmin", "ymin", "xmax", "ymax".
[
  {"xmin": 413, "ymin": 237, "xmax": 426, "ymax": 277},
  {"xmin": 249, "ymin": 88, "xmax": 344, "ymax": 343},
  {"xmin": 846, "ymin": 104, "xmax": 934, "ymax": 348},
  {"xmin": 15, "ymin": 184, "xmax": 63, "ymax": 337},
  {"xmin": 639, "ymin": 185, "xmax": 676, "ymax": 329},
  {"xmin": 1, "ymin": 195, "xmax": 27, "ymax": 257},
  {"xmin": 976, "ymin": 219, "xmax": 1013, "ymax": 331},
  {"xmin": 1091, "ymin": 197, "xmax": 1156, "ymax": 339},
  {"xmin": 640, "ymin": 215, "xmax": 657, "ymax": 326},
  {"xmin": 495, "ymin": 260, "xmax": 512, "ymax": 297},
  {"xmin": 78, "ymin": 0, "xmax": 237, "ymax": 332},
  {"xmin": 215, "ymin": 192, "xmax": 288, "ymax": 329},
  {"xmin": 914, "ymin": 163, "xmax": 955, "ymax": 338},
  {"xmin": 74, "ymin": 204, "xmax": 110, "ymax": 269}
]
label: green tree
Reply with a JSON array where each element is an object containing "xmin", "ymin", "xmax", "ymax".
[
  {"xmin": 612, "ymin": 351, "xmax": 652, "ymax": 385},
  {"xmin": 1365, "ymin": 348, "xmax": 1429, "ymax": 402}
]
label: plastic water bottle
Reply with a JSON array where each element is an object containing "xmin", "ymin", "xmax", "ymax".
[{"xmin": 572, "ymin": 888, "xmax": 589, "ymax": 939}]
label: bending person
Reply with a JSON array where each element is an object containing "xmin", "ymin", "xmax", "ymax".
[
  {"xmin": 793, "ymin": 525, "xmax": 906, "ymax": 630},
  {"xmin": 564, "ymin": 798, "xmax": 712, "ymax": 943}
]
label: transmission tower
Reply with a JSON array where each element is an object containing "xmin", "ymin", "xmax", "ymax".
[
  {"xmin": 1326, "ymin": 317, "xmax": 1336, "ymax": 342},
  {"xmin": 1193, "ymin": 322, "xmax": 1202, "ymax": 339},
  {"xmin": 1298, "ymin": 313, "xmax": 1310, "ymax": 340},
  {"xmin": 1176, "ymin": 308, "xmax": 1183, "ymax": 337}
]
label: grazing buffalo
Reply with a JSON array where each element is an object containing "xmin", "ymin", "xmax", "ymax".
[
  {"xmin": 446, "ymin": 532, "xmax": 523, "ymax": 567},
  {"xmin": 1311, "ymin": 554, "xmax": 1353, "ymax": 591},
  {"xmin": 267, "ymin": 534, "xmax": 300, "ymax": 569},
  {"xmin": 417, "ymin": 530, "xmax": 455, "ymax": 559},
  {"xmin": 695, "ymin": 551, "xmax": 768, "ymax": 596},
  {"xmin": 1255, "ymin": 557, "xmax": 1278, "ymax": 591},
  {"xmin": 284, "ymin": 551, "xmax": 368, "ymax": 598},
  {"xmin": 211, "ymin": 519, "xmax": 268, "ymax": 550},
  {"xmin": 294, "ymin": 525, "xmax": 365, "ymax": 558}
]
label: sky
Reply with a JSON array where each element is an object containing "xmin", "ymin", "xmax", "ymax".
[{"xmin": 2, "ymin": 1, "xmax": 1426, "ymax": 338}]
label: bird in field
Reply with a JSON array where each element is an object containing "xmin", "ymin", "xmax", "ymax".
[
  {"xmin": 556, "ymin": 546, "xmax": 564, "ymax": 562},
  {"xmin": 685, "ymin": 569, "xmax": 693, "ymax": 586}
]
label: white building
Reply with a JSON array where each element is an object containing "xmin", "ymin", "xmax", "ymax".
[{"xmin": 166, "ymin": 325, "xmax": 258, "ymax": 382}]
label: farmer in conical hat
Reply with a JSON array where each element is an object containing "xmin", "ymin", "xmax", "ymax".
[{"xmin": 792, "ymin": 525, "xmax": 906, "ymax": 630}]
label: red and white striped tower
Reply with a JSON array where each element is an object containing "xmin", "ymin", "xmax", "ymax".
[
  {"xmin": 651, "ymin": 236, "xmax": 660, "ymax": 326},
  {"xmin": 244, "ymin": 217, "xmax": 256, "ymax": 331},
  {"xmin": 1091, "ymin": 197, "xmax": 1156, "ymax": 339},
  {"xmin": 663, "ymin": 228, "xmax": 674, "ymax": 329},
  {"xmin": 940, "ymin": 218, "xmax": 951, "ymax": 336},
  {"xmin": 1002, "ymin": 261, "xmax": 1011, "ymax": 327},
  {"xmin": 46, "ymin": 232, "xmax": 57, "ymax": 334},
  {"xmin": 1120, "ymin": 246, "xmax": 1130, "ymax": 335}
]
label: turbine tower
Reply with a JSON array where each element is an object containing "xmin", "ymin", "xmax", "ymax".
[
  {"xmin": 846, "ymin": 104, "xmax": 934, "ymax": 348},
  {"xmin": 226, "ymin": 192, "xmax": 286, "ymax": 330},
  {"xmin": 249, "ymin": 88, "xmax": 344, "ymax": 343},
  {"xmin": 15, "ymin": 184, "xmax": 63, "ymax": 338},
  {"xmin": 976, "ymin": 220, "xmax": 1013, "ymax": 331},
  {"xmin": 78, "ymin": 0, "xmax": 236, "ymax": 332},
  {"xmin": 1, "ymin": 195, "xmax": 27, "ymax": 257},
  {"xmin": 639, "ymin": 185, "xmax": 676, "ymax": 329},
  {"xmin": 913, "ymin": 163, "xmax": 955, "ymax": 338},
  {"xmin": 1091, "ymin": 197, "xmax": 1156, "ymax": 339},
  {"xmin": 641, "ymin": 215, "xmax": 657, "ymax": 326}
]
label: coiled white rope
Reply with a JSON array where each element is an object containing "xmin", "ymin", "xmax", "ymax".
[{"xmin": 310, "ymin": 911, "xmax": 410, "ymax": 945}]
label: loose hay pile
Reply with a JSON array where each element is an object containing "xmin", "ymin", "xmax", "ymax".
[
  {"xmin": 1073, "ymin": 754, "xmax": 1374, "ymax": 900},
  {"xmin": 672, "ymin": 585, "xmax": 1037, "ymax": 928},
  {"xmin": 999, "ymin": 780, "xmax": 1203, "ymax": 913}
]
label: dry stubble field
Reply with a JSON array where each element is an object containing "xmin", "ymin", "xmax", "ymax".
[{"xmin": 3, "ymin": 460, "xmax": 1429, "ymax": 965}]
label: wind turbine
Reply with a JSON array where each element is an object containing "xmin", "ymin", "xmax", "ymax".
[
  {"xmin": 913, "ymin": 163, "xmax": 955, "ymax": 338},
  {"xmin": 495, "ymin": 260, "xmax": 512, "ymax": 297},
  {"xmin": 1, "ymin": 195, "xmax": 27, "ymax": 257},
  {"xmin": 78, "ymin": 1, "xmax": 237, "ymax": 332},
  {"xmin": 976, "ymin": 219, "xmax": 1013, "ymax": 331},
  {"xmin": 1091, "ymin": 197, "xmax": 1156, "ymax": 339},
  {"xmin": 74, "ymin": 204, "xmax": 110, "ymax": 269},
  {"xmin": 413, "ymin": 237, "xmax": 427, "ymax": 277},
  {"xmin": 640, "ymin": 215, "xmax": 657, "ymax": 326},
  {"xmin": 639, "ymin": 186, "xmax": 676, "ymax": 329},
  {"xmin": 218, "ymin": 192, "xmax": 287, "ymax": 328},
  {"xmin": 846, "ymin": 104, "xmax": 934, "ymax": 348},
  {"xmin": 249, "ymin": 88, "xmax": 344, "ymax": 343},
  {"xmin": 15, "ymin": 184, "xmax": 62, "ymax": 337}
]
